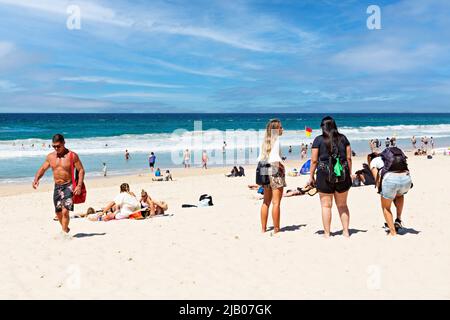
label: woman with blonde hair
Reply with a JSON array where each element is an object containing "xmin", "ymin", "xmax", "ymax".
[
  {"xmin": 258, "ymin": 119, "xmax": 286, "ymax": 234},
  {"xmin": 140, "ymin": 189, "xmax": 168, "ymax": 217}
]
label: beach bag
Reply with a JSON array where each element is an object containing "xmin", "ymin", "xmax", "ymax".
[
  {"xmin": 70, "ymin": 151, "xmax": 87, "ymax": 204},
  {"xmin": 256, "ymin": 161, "xmax": 271, "ymax": 185},
  {"xmin": 198, "ymin": 194, "xmax": 213, "ymax": 206}
]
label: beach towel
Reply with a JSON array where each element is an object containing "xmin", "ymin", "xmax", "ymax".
[{"xmin": 300, "ymin": 159, "xmax": 311, "ymax": 175}]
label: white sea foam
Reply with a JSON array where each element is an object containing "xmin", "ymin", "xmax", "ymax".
[{"xmin": 1, "ymin": 124, "xmax": 450, "ymax": 160}]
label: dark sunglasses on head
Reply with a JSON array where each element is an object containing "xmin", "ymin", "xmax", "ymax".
[{"xmin": 52, "ymin": 145, "xmax": 62, "ymax": 149}]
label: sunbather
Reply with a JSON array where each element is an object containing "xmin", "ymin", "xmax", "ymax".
[
  {"xmin": 102, "ymin": 183, "xmax": 140, "ymax": 221},
  {"xmin": 140, "ymin": 190, "xmax": 168, "ymax": 216}
]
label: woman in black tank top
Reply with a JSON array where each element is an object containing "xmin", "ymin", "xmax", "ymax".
[{"xmin": 309, "ymin": 116, "xmax": 353, "ymax": 238}]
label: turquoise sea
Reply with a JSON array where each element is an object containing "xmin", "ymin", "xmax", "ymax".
[{"xmin": 1, "ymin": 113, "xmax": 449, "ymax": 183}]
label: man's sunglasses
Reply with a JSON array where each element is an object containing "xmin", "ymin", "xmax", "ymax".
[{"xmin": 52, "ymin": 145, "xmax": 63, "ymax": 149}]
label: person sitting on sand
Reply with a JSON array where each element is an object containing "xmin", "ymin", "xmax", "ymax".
[
  {"xmin": 102, "ymin": 183, "xmax": 140, "ymax": 221},
  {"xmin": 152, "ymin": 169, "xmax": 173, "ymax": 182},
  {"xmin": 225, "ymin": 166, "xmax": 239, "ymax": 177},
  {"xmin": 352, "ymin": 153, "xmax": 378, "ymax": 187},
  {"xmin": 140, "ymin": 189, "xmax": 168, "ymax": 216}
]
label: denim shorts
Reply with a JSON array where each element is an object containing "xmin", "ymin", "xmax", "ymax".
[{"xmin": 381, "ymin": 173, "xmax": 412, "ymax": 200}]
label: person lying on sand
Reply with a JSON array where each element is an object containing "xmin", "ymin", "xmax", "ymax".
[
  {"xmin": 140, "ymin": 190, "xmax": 168, "ymax": 216},
  {"xmin": 102, "ymin": 183, "xmax": 140, "ymax": 222}
]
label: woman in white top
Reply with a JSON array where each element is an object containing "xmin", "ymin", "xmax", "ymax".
[
  {"xmin": 102, "ymin": 183, "xmax": 140, "ymax": 221},
  {"xmin": 258, "ymin": 119, "xmax": 286, "ymax": 234}
]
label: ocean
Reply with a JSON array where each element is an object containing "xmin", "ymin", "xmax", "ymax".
[{"xmin": 1, "ymin": 113, "xmax": 449, "ymax": 183}]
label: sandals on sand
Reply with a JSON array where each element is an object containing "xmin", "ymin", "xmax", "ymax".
[
  {"xmin": 307, "ymin": 187, "xmax": 318, "ymax": 196},
  {"xmin": 297, "ymin": 185, "xmax": 314, "ymax": 195}
]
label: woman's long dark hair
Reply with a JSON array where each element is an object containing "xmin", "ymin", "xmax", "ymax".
[{"xmin": 320, "ymin": 116, "xmax": 342, "ymax": 154}]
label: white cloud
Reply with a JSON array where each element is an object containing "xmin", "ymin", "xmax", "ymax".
[
  {"xmin": 331, "ymin": 43, "xmax": 442, "ymax": 73},
  {"xmin": 60, "ymin": 76, "xmax": 183, "ymax": 88},
  {"xmin": 102, "ymin": 92, "xmax": 203, "ymax": 101},
  {"xmin": 0, "ymin": 80, "xmax": 22, "ymax": 92},
  {"xmin": 0, "ymin": 0, "xmax": 317, "ymax": 53},
  {"xmin": 0, "ymin": 0, "xmax": 133, "ymax": 27},
  {"xmin": 0, "ymin": 41, "xmax": 14, "ymax": 58},
  {"xmin": 145, "ymin": 58, "xmax": 238, "ymax": 78}
]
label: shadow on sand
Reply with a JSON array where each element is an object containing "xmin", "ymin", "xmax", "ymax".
[
  {"xmin": 315, "ymin": 229, "xmax": 368, "ymax": 237},
  {"xmin": 73, "ymin": 233, "xmax": 107, "ymax": 238},
  {"xmin": 267, "ymin": 224, "xmax": 307, "ymax": 233}
]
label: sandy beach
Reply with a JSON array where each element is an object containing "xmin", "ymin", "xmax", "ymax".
[{"xmin": 0, "ymin": 153, "xmax": 448, "ymax": 299}]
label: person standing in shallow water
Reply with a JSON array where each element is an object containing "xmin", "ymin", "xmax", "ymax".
[
  {"xmin": 32, "ymin": 134, "xmax": 85, "ymax": 237},
  {"xmin": 309, "ymin": 116, "xmax": 352, "ymax": 238},
  {"xmin": 258, "ymin": 119, "xmax": 286, "ymax": 235}
]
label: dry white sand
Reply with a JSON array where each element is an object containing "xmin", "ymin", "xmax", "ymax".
[{"xmin": 0, "ymin": 154, "xmax": 449, "ymax": 299}]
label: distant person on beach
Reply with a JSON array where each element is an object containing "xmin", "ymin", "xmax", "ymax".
[
  {"xmin": 369, "ymin": 147, "xmax": 412, "ymax": 236},
  {"xmin": 300, "ymin": 144, "xmax": 307, "ymax": 160},
  {"xmin": 423, "ymin": 136, "xmax": 429, "ymax": 148},
  {"xmin": 411, "ymin": 136, "xmax": 417, "ymax": 149},
  {"xmin": 374, "ymin": 138, "xmax": 380, "ymax": 150},
  {"xmin": 202, "ymin": 150, "xmax": 208, "ymax": 169},
  {"xmin": 152, "ymin": 169, "xmax": 173, "ymax": 182},
  {"xmin": 385, "ymin": 138, "xmax": 390, "ymax": 148},
  {"xmin": 125, "ymin": 150, "xmax": 130, "ymax": 161},
  {"xmin": 102, "ymin": 162, "xmax": 107, "ymax": 177},
  {"xmin": 102, "ymin": 183, "xmax": 140, "ymax": 221},
  {"xmin": 32, "ymin": 134, "xmax": 85, "ymax": 237},
  {"xmin": 430, "ymin": 137, "xmax": 435, "ymax": 149},
  {"xmin": 225, "ymin": 166, "xmax": 239, "ymax": 177},
  {"xmin": 309, "ymin": 116, "xmax": 352, "ymax": 238},
  {"xmin": 392, "ymin": 137, "xmax": 397, "ymax": 147},
  {"xmin": 369, "ymin": 139, "xmax": 374, "ymax": 153},
  {"xmin": 183, "ymin": 149, "xmax": 191, "ymax": 168},
  {"xmin": 148, "ymin": 152, "xmax": 156, "ymax": 172},
  {"xmin": 258, "ymin": 119, "xmax": 286, "ymax": 234},
  {"xmin": 288, "ymin": 146, "xmax": 292, "ymax": 153},
  {"xmin": 222, "ymin": 141, "xmax": 227, "ymax": 153}
]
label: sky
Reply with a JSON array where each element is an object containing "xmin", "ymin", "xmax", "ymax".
[{"xmin": 0, "ymin": 0, "xmax": 449, "ymax": 113}]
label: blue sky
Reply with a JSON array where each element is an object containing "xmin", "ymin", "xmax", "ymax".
[{"xmin": 0, "ymin": 0, "xmax": 449, "ymax": 113}]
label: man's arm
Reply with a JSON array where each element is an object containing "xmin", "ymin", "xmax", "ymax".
[
  {"xmin": 73, "ymin": 152, "xmax": 85, "ymax": 195},
  {"xmin": 32, "ymin": 157, "xmax": 50, "ymax": 189}
]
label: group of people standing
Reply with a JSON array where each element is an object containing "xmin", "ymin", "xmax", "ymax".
[
  {"xmin": 411, "ymin": 136, "xmax": 434, "ymax": 153},
  {"xmin": 257, "ymin": 116, "xmax": 413, "ymax": 237}
]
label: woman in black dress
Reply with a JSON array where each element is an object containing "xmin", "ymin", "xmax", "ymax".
[{"xmin": 309, "ymin": 116, "xmax": 353, "ymax": 238}]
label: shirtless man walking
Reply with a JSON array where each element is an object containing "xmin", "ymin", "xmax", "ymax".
[{"xmin": 32, "ymin": 134, "xmax": 85, "ymax": 236}]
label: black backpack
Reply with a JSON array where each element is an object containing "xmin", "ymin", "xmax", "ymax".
[
  {"xmin": 378, "ymin": 147, "xmax": 409, "ymax": 193},
  {"xmin": 322, "ymin": 140, "xmax": 348, "ymax": 184},
  {"xmin": 380, "ymin": 147, "xmax": 409, "ymax": 173},
  {"xmin": 256, "ymin": 161, "xmax": 271, "ymax": 186}
]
